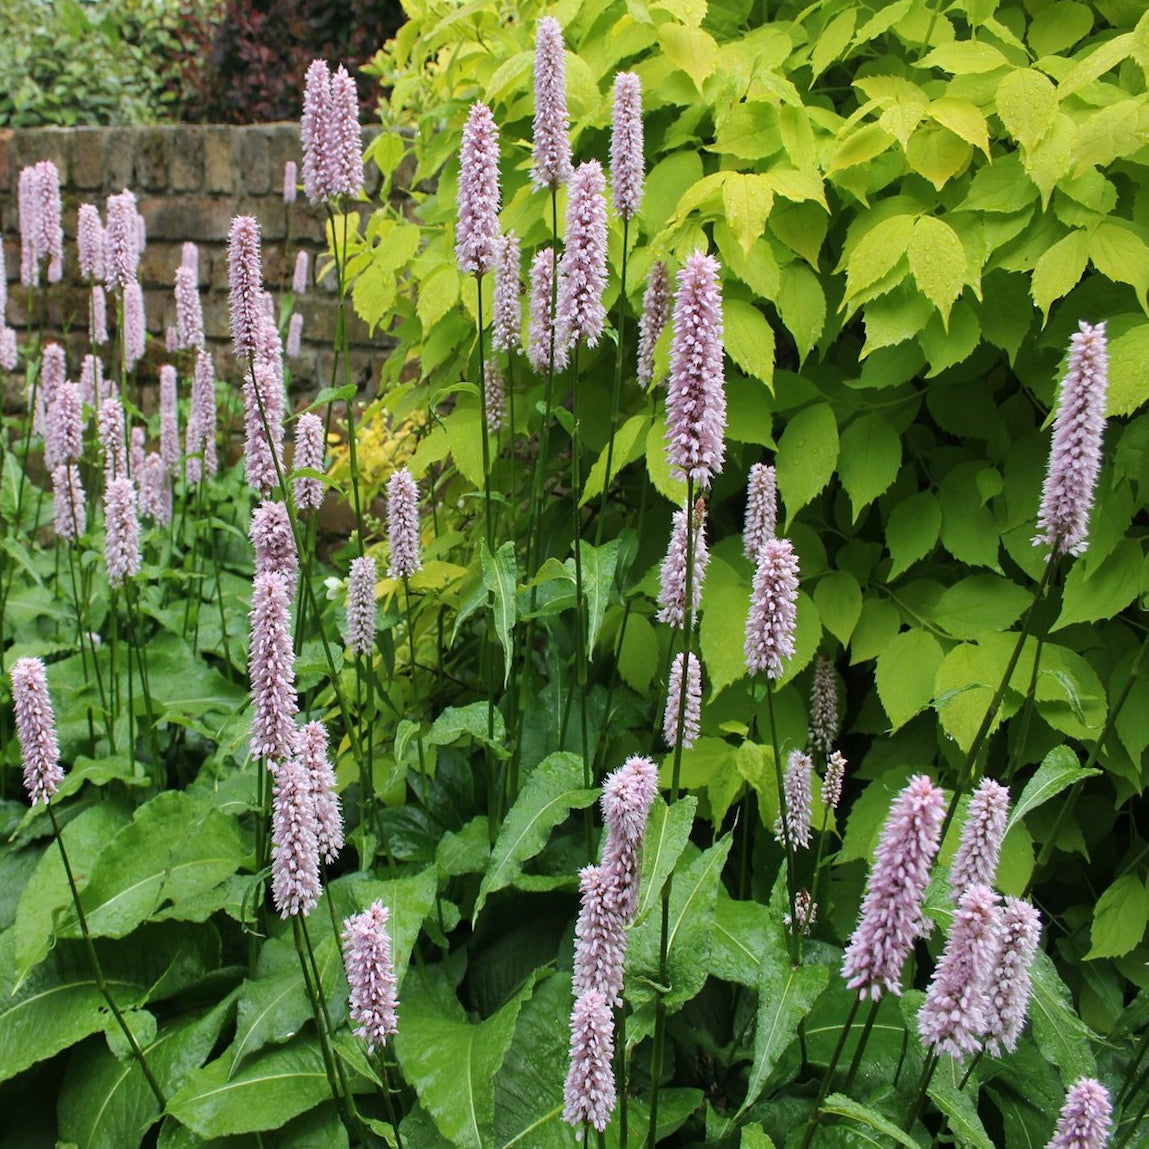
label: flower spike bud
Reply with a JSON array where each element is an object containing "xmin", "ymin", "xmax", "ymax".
[
  {"xmin": 11, "ymin": 657, "xmax": 64, "ymax": 804},
  {"xmin": 776, "ymin": 750, "xmax": 813, "ymax": 850},
  {"xmin": 122, "ymin": 281, "xmax": 146, "ymax": 370},
  {"xmin": 456, "ymin": 102, "xmax": 501, "ymax": 277},
  {"xmin": 228, "ymin": 215, "xmax": 263, "ymax": 360},
  {"xmin": 984, "ymin": 897, "xmax": 1042, "ymax": 1056},
  {"xmin": 556, "ymin": 160, "xmax": 609, "ymax": 351},
  {"xmin": 345, "ymin": 555, "xmax": 378, "ymax": 656},
  {"xmin": 342, "ymin": 901, "xmax": 399, "ymax": 1051},
  {"xmin": 77, "ymin": 203, "xmax": 106, "ymax": 281},
  {"xmin": 745, "ymin": 537, "xmax": 799, "ymax": 680},
  {"xmin": 743, "ymin": 462, "xmax": 778, "ymax": 562},
  {"xmin": 283, "ymin": 159, "xmax": 298, "ymax": 205},
  {"xmin": 572, "ymin": 864, "xmax": 628, "ymax": 1007},
  {"xmin": 600, "ymin": 755, "xmax": 659, "ymax": 922},
  {"xmin": 174, "ymin": 264, "xmax": 205, "ymax": 351},
  {"xmin": 250, "ymin": 500, "xmax": 298, "ymax": 593},
  {"xmin": 636, "ymin": 260, "xmax": 670, "ymax": 389},
  {"xmin": 1045, "ymin": 1079, "xmax": 1112, "ymax": 1149},
  {"xmin": 53, "ymin": 464, "xmax": 86, "ymax": 543},
  {"xmin": 808, "ymin": 655, "xmax": 840, "ymax": 755},
  {"xmin": 532, "ymin": 17, "xmax": 572, "ymax": 191},
  {"xmin": 292, "ymin": 250, "xmax": 310, "ymax": 296},
  {"xmin": 104, "ymin": 476, "xmax": 141, "ymax": 586},
  {"xmin": 527, "ymin": 246, "xmax": 568, "ymax": 373},
  {"xmin": 491, "ymin": 232, "xmax": 522, "ymax": 353},
  {"xmin": 297, "ymin": 721, "xmax": 343, "ymax": 864},
  {"xmin": 386, "ymin": 468, "xmax": 422, "ymax": 580},
  {"xmin": 293, "ymin": 411, "xmax": 325, "ymax": 512},
  {"xmin": 610, "ymin": 72, "xmax": 644, "ymax": 221},
  {"xmin": 823, "ymin": 750, "xmax": 847, "ymax": 812},
  {"xmin": 270, "ymin": 754, "xmax": 321, "ymax": 917},
  {"xmin": 663, "ymin": 650, "xmax": 702, "ymax": 750},
  {"xmin": 950, "ymin": 778, "xmax": 1011, "ymax": 897},
  {"xmin": 657, "ymin": 499, "xmax": 709, "ymax": 630},
  {"xmin": 248, "ymin": 570, "xmax": 299, "ymax": 768},
  {"xmin": 104, "ymin": 189, "xmax": 140, "ymax": 291},
  {"xmin": 562, "ymin": 989, "xmax": 616, "ymax": 1138}
]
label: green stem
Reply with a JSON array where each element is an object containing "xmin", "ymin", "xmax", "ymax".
[
  {"xmin": 595, "ymin": 215, "xmax": 629, "ymax": 547},
  {"xmin": 842, "ymin": 998, "xmax": 880, "ymax": 1094},
  {"xmin": 904, "ymin": 1051, "xmax": 940, "ymax": 1135},
  {"xmin": 570, "ymin": 343, "xmax": 592, "ymax": 844},
  {"xmin": 48, "ymin": 803, "xmax": 166, "ymax": 1108},
  {"xmin": 767, "ymin": 683, "xmax": 801, "ymax": 965},
  {"xmin": 799, "ymin": 994, "xmax": 862, "ymax": 1149}
]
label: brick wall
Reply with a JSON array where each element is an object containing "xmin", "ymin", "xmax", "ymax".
[{"xmin": 0, "ymin": 123, "xmax": 396, "ymax": 413}]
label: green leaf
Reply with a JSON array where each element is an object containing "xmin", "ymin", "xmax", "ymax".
[
  {"xmin": 1028, "ymin": 2, "xmax": 1093, "ymax": 57},
  {"xmin": 933, "ymin": 634, "xmax": 1034, "ymax": 751},
  {"xmin": 996, "ymin": 68, "xmax": 1058, "ymax": 151},
  {"xmin": 480, "ymin": 539, "xmax": 518, "ymax": 686},
  {"xmin": 427, "ymin": 702, "xmax": 507, "ymax": 752},
  {"xmin": 59, "ymin": 1000, "xmax": 232, "ymax": 1149},
  {"xmin": 723, "ymin": 173, "xmax": 775, "ymax": 257},
  {"xmin": 775, "ymin": 402, "xmax": 838, "ymax": 518},
  {"xmin": 876, "ymin": 629, "xmax": 944, "ymax": 730},
  {"xmin": 1107, "ymin": 319, "xmax": 1149, "ymax": 417},
  {"xmin": 811, "ymin": 8, "xmax": 855, "ymax": 78},
  {"xmin": 777, "ymin": 263, "xmax": 825, "ymax": 362},
  {"xmin": 724, "ymin": 299, "xmax": 776, "ymax": 391},
  {"xmin": 886, "ymin": 490, "xmax": 942, "ymax": 579},
  {"xmin": 661, "ymin": 737, "xmax": 745, "ymax": 829},
  {"xmin": 228, "ymin": 965, "xmax": 313, "ymax": 1079},
  {"xmin": 59, "ymin": 791, "xmax": 249, "ymax": 940},
  {"xmin": 1086, "ymin": 873, "xmax": 1149, "ymax": 959},
  {"xmin": 700, "ymin": 556, "xmax": 750, "ymax": 697},
  {"xmin": 166, "ymin": 1036, "xmax": 331, "ymax": 1138},
  {"xmin": 1029, "ymin": 950, "xmax": 1098, "ymax": 1086},
  {"xmin": 737, "ymin": 928, "xmax": 828, "ymax": 1114},
  {"xmin": 906, "ymin": 125, "xmax": 974, "ymax": 192},
  {"xmin": 1031, "ymin": 230, "xmax": 1089, "ymax": 320},
  {"xmin": 918, "ymin": 40, "xmax": 1009, "ymax": 74},
  {"xmin": 837, "ymin": 413, "xmax": 901, "ymax": 518},
  {"xmin": 820, "ymin": 1095, "xmax": 920, "ymax": 1148},
  {"xmin": 581, "ymin": 414, "xmax": 652, "ymax": 506},
  {"xmin": 931, "ymin": 574, "xmax": 1031, "ymax": 640},
  {"xmin": 928, "ymin": 97, "xmax": 990, "ymax": 156},
  {"xmin": 564, "ymin": 539, "xmax": 618, "ymax": 653},
  {"xmin": 939, "ymin": 462, "xmax": 1000, "ymax": 570},
  {"xmin": 711, "ymin": 893, "xmax": 776, "ymax": 988},
  {"xmin": 396, "ymin": 971, "xmax": 537, "ymax": 1149},
  {"xmin": 1090, "ymin": 219, "xmax": 1149, "ymax": 310},
  {"xmin": 908, "ymin": 216, "xmax": 966, "ymax": 326},
  {"xmin": 927, "ymin": 1060, "xmax": 995, "ymax": 1149},
  {"xmin": 1056, "ymin": 538, "xmax": 1143, "ymax": 628},
  {"xmin": 473, "ymin": 752, "xmax": 597, "ymax": 921},
  {"xmin": 631, "ymin": 796, "xmax": 698, "ymax": 928},
  {"xmin": 645, "ymin": 412, "xmax": 688, "ymax": 504},
  {"xmin": 619, "ymin": 613, "xmax": 659, "ymax": 695},
  {"xmin": 660, "ymin": 22, "xmax": 718, "ymax": 92},
  {"xmin": 845, "ymin": 214, "xmax": 916, "ymax": 300},
  {"xmin": 813, "ymin": 570, "xmax": 862, "ymax": 647}
]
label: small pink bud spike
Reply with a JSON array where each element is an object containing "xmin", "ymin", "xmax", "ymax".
[
  {"xmin": 456, "ymin": 102, "xmax": 502, "ymax": 277},
  {"xmin": 228, "ymin": 215, "xmax": 263, "ymax": 361},
  {"xmin": 342, "ymin": 901, "xmax": 399, "ymax": 1051},
  {"xmin": 657, "ymin": 500, "xmax": 709, "ymax": 630},
  {"xmin": 562, "ymin": 989, "xmax": 615, "ymax": 1137},
  {"xmin": 636, "ymin": 260, "xmax": 670, "ymax": 389},
  {"xmin": 610, "ymin": 72, "xmax": 644, "ymax": 221},
  {"xmin": 556, "ymin": 161, "xmax": 609, "ymax": 351},
  {"xmin": 386, "ymin": 468, "xmax": 422, "ymax": 580},
  {"xmin": 270, "ymin": 754, "xmax": 321, "ymax": 917},
  {"xmin": 745, "ymin": 537, "xmax": 799, "ymax": 680},
  {"xmin": 10, "ymin": 657, "xmax": 64, "ymax": 805},
  {"xmin": 532, "ymin": 18, "xmax": 572, "ymax": 192},
  {"xmin": 1045, "ymin": 1079, "xmax": 1112, "ymax": 1149},
  {"xmin": 344, "ymin": 555, "xmax": 377, "ymax": 656}
]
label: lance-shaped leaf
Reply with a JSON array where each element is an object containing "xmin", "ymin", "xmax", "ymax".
[
  {"xmin": 1004, "ymin": 745, "xmax": 1099, "ymax": 837},
  {"xmin": 481, "ymin": 539, "xmax": 517, "ymax": 685}
]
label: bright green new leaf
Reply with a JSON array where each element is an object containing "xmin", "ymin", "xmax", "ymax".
[
  {"xmin": 480, "ymin": 539, "xmax": 517, "ymax": 685},
  {"xmin": 427, "ymin": 702, "xmax": 507, "ymax": 751},
  {"xmin": 908, "ymin": 216, "xmax": 966, "ymax": 326},
  {"xmin": 1028, "ymin": 2, "xmax": 1093, "ymax": 57},
  {"xmin": 928, "ymin": 97, "xmax": 990, "ymax": 156},
  {"xmin": 845, "ymin": 213, "xmax": 916, "ymax": 300},
  {"xmin": 876, "ymin": 629, "xmax": 944, "ymax": 730},
  {"xmin": 777, "ymin": 263, "xmax": 825, "ymax": 362},
  {"xmin": 619, "ymin": 612, "xmax": 660, "ymax": 694},
  {"xmin": 660, "ymin": 22, "xmax": 718, "ymax": 92},
  {"xmin": 1106, "ymin": 319, "xmax": 1149, "ymax": 416},
  {"xmin": 473, "ymin": 752, "xmax": 596, "ymax": 921},
  {"xmin": 1089, "ymin": 218, "xmax": 1149, "ymax": 310},
  {"xmin": 724, "ymin": 299, "xmax": 776, "ymax": 390},
  {"xmin": 810, "ymin": 9, "xmax": 855, "ymax": 78},
  {"xmin": 723, "ymin": 173, "xmax": 774, "ymax": 257},
  {"xmin": 826, "ymin": 123, "xmax": 895, "ymax": 175},
  {"xmin": 931, "ymin": 574, "xmax": 1031, "ymax": 639},
  {"xmin": 1086, "ymin": 873, "xmax": 1149, "ymax": 959},
  {"xmin": 906, "ymin": 125, "xmax": 973, "ymax": 191},
  {"xmin": 933, "ymin": 634, "xmax": 1035, "ymax": 751},
  {"xmin": 997, "ymin": 68, "xmax": 1058, "ymax": 151},
  {"xmin": 837, "ymin": 412, "xmax": 901, "ymax": 518},
  {"xmin": 918, "ymin": 40, "xmax": 1009, "ymax": 74},
  {"xmin": 1056, "ymin": 538, "xmax": 1143, "ymax": 628},
  {"xmin": 700, "ymin": 555, "xmax": 750, "ymax": 697},
  {"xmin": 775, "ymin": 402, "xmax": 838, "ymax": 517},
  {"xmin": 813, "ymin": 570, "xmax": 862, "ymax": 646},
  {"xmin": 886, "ymin": 490, "xmax": 942, "ymax": 579},
  {"xmin": 564, "ymin": 538, "xmax": 618, "ymax": 652},
  {"xmin": 581, "ymin": 414, "xmax": 652, "ymax": 505}
]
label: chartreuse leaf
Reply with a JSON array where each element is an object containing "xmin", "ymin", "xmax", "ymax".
[
  {"xmin": 997, "ymin": 68, "xmax": 1058, "ymax": 152},
  {"xmin": 886, "ymin": 490, "xmax": 941, "ymax": 579},
  {"xmin": 820, "ymin": 1095, "xmax": 919, "ymax": 1148},
  {"xmin": 427, "ymin": 701, "xmax": 506, "ymax": 752},
  {"xmin": 57, "ymin": 790, "xmax": 249, "ymax": 940},
  {"xmin": 480, "ymin": 539, "xmax": 517, "ymax": 685},
  {"xmin": 1029, "ymin": 950, "xmax": 1098, "ymax": 1087},
  {"xmin": 737, "ymin": 916, "xmax": 828, "ymax": 1115},
  {"xmin": 1005, "ymin": 745, "xmax": 1099, "ymax": 838},
  {"xmin": 837, "ymin": 413, "xmax": 901, "ymax": 519},
  {"xmin": 723, "ymin": 173, "xmax": 774, "ymax": 257},
  {"xmin": 581, "ymin": 414, "xmax": 652, "ymax": 506},
  {"xmin": 1086, "ymin": 873, "xmax": 1149, "ymax": 959},
  {"xmin": 928, "ymin": 97, "xmax": 990, "ymax": 156},
  {"xmin": 700, "ymin": 555, "xmax": 750, "ymax": 697},
  {"xmin": 58, "ymin": 999, "xmax": 232, "ymax": 1149},
  {"xmin": 1031, "ymin": 230, "xmax": 1090, "ymax": 319},
  {"xmin": 473, "ymin": 752, "xmax": 596, "ymax": 921},
  {"xmin": 1056, "ymin": 538, "xmax": 1142, "ymax": 628},
  {"xmin": 1106, "ymin": 320, "xmax": 1149, "ymax": 417},
  {"xmin": 396, "ymin": 970, "xmax": 538, "ymax": 1149},
  {"xmin": 775, "ymin": 402, "xmax": 838, "ymax": 518},
  {"xmin": 724, "ymin": 299, "xmax": 776, "ymax": 390},
  {"xmin": 1090, "ymin": 218, "xmax": 1149, "ymax": 310},
  {"xmin": 813, "ymin": 571, "xmax": 862, "ymax": 647},
  {"xmin": 777, "ymin": 263, "xmax": 825, "ymax": 361},
  {"xmin": 845, "ymin": 214, "xmax": 916, "ymax": 300},
  {"xmin": 933, "ymin": 634, "xmax": 1035, "ymax": 752},
  {"xmin": 876, "ymin": 629, "xmax": 944, "ymax": 730},
  {"xmin": 166, "ymin": 1036, "xmax": 331, "ymax": 1138},
  {"xmin": 908, "ymin": 216, "xmax": 966, "ymax": 327}
]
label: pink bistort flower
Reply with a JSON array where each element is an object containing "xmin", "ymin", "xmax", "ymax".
[
  {"xmin": 556, "ymin": 161, "xmax": 608, "ymax": 351},
  {"xmin": 636, "ymin": 261, "xmax": 670, "ymax": 389},
  {"xmin": 527, "ymin": 246, "xmax": 568, "ymax": 374},
  {"xmin": 743, "ymin": 462, "xmax": 777, "ymax": 562},
  {"xmin": 663, "ymin": 650, "xmax": 702, "ymax": 750},
  {"xmin": 271, "ymin": 754, "xmax": 321, "ymax": 917},
  {"xmin": 456, "ymin": 102, "xmax": 502, "ymax": 277},
  {"xmin": 104, "ymin": 189, "xmax": 140, "ymax": 292},
  {"xmin": 53, "ymin": 464, "xmax": 86, "ymax": 543},
  {"xmin": 228, "ymin": 215, "xmax": 264, "ymax": 361},
  {"xmin": 492, "ymin": 232, "xmax": 522, "ymax": 352},
  {"xmin": 342, "ymin": 901, "xmax": 400, "ymax": 1051},
  {"xmin": 297, "ymin": 721, "xmax": 343, "ymax": 864},
  {"xmin": 600, "ymin": 754, "xmax": 659, "ymax": 922},
  {"xmin": 248, "ymin": 570, "xmax": 299, "ymax": 767},
  {"xmin": 610, "ymin": 72, "xmax": 644, "ymax": 221},
  {"xmin": 775, "ymin": 750, "xmax": 813, "ymax": 850},
  {"xmin": 175, "ymin": 264, "xmax": 205, "ymax": 351},
  {"xmin": 1045, "ymin": 1079, "xmax": 1112, "ymax": 1149},
  {"xmin": 656, "ymin": 500, "xmax": 709, "ymax": 630},
  {"xmin": 10, "ymin": 657, "xmax": 64, "ymax": 805},
  {"xmin": 293, "ymin": 411, "xmax": 325, "ymax": 512},
  {"xmin": 250, "ymin": 500, "xmax": 298, "ymax": 592},
  {"xmin": 104, "ymin": 476, "xmax": 141, "ymax": 586},
  {"xmin": 386, "ymin": 468, "xmax": 422, "ymax": 580},
  {"xmin": 745, "ymin": 537, "xmax": 799, "ymax": 680},
  {"xmin": 344, "ymin": 554, "xmax": 377, "ymax": 656},
  {"xmin": 532, "ymin": 17, "xmax": 572, "ymax": 192},
  {"xmin": 563, "ymin": 989, "xmax": 615, "ymax": 1138},
  {"xmin": 950, "ymin": 778, "xmax": 1011, "ymax": 897},
  {"xmin": 983, "ymin": 897, "xmax": 1042, "ymax": 1056},
  {"xmin": 572, "ymin": 864, "xmax": 628, "ymax": 1007}
]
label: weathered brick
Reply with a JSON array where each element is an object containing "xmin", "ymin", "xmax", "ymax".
[
  {"xmin": 101, "ymin": 128, "xmax": 134, "ymax": 191},
  {"xmin": 135, "ymin": 129, "xmax": 170, "ymax": 192},
  {"xmin": 147, "ymin": 197, "xmax": 233, "ymax": 243},
  {"xmin": 238, "ymin": 130, "xmax": 271, "ymax": 196},
  {"xmin": 139, "ymin": 241, "xmax": 185, "ymax": 289},
  {"xmin": 170, "ymin": 128, "xmax": 205, "ymax": 192},
  {"xmin": 70, "ymin": 128, "xmax": 105, "ymax": 190},
  {"xmin": 0, "ymin": 129, "xmax": 12, "ymax": 191},
  {"xmin": 203, "ymin": 128, "xmax": 236, "ymax": 194}
]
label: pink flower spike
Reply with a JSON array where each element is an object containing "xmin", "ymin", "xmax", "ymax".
[
  {"xmin": 10, "ymin": 657, "xmax": 64, "ymax": 805},
  {"xmin": 663, "ymin": 650, "xmax": 702, "ymax": 750},
  {"xmin": 841, "ymin": 774, "xmax": 947, "ymax": 999},
  {"xmin": 775, "ymin": 750, "xmax": 813, "ymax": 850},
  {"xmin": 665, "ymin": 252, "xmax": 727, "ymax": 487},
  {"xmin": 138, "ymin": 452, "xmax": 172, "ymax": 526},
  {"xmin": 228, "ymin": 216, "xmax": 264, "ymax": 361},
  {"xmin": 54, "ymin": 463, "xmax": 88, "ymax": 544},
  {"xmin": 301, "ymin": 60, "xmax": 332, "ymax": 204},
  {"xmin": 492, "ymin": 232, "xmax": 522, "ymax": 352},
  {"xmin": 90, "ymin": 286, "xmax": 108, "ymax": 346},
  {"xmin": 918, "ymin": 883, "xmax": 1001, "ymax": 1060},
  {"xmin": 18, "ymin": 167, "xmax": 41, "ymax": 287},
  {"xmin": 34, "ymin": 162, "xmax": 64, "ymax": 283},
  {"xmin": 386, "ymin": 468, "xmax": 422, "ymax": 580},
  {"xmin": 656, "ymin": 500, "xmax": 709, "ymax": 630},
  {"xmin": 950, "ymin": 778, "xmax": 1011, "ymax": 897},
  {"xmin": 345, "ymin": 554, "xmax": 377, "ymax": 656},
  {"xmin": 484, "ymin": 359, "xmax": 507, "ymax": 433},
  {"xmin": 743, "ymin": 462, "xmax": 778, "ymax": 562},
  {"xmin": 0, "ymin": 328, "xmax": 17, "ymax": 372},
  {"xmin": 1034, "ymin": 321, "xmax": 1109, "ymax": 557},
  {"xmin": 160, "ymin": 364, "xmax": 180, "ymax": 474},
  {"xmin": 556, "ymin": 160, "xmax": 609, "ymax": 351},
  {"xmin": 286, "ymin": 312, "xmax": 304, "ymax": 358},
  {"xmin": 809, "ymin": 655, "xmax": 840, "ymax": 756},
  {"xmin": 823, "ymin": 751, "xmax": 847, "ymax": 812},
  {"xmin": 329, "ymin": 65, "xmax": 364, "ymax": 200},
  {"xmin": 984, "ymin": 897, "xmax": 1042, "ymax": 1056},
  {"xmin": 104, "ymin": 190, "xmax": 140, "ymax": 291},
  {"xmin": 563, "ymin": 990, "xmax": 616, "ymax": 1137},
  {"xmin": 283, "ymin": 159, "xmax": 298, "ymax": 205},
  {"xmin": 342, "ymin": 901, "xmax": 399, "ymax": 1051},
  {"xmin": 175, "ymin": 264, "xmax": 205, "ymax": 350},
  {"xmin": 104, "ymin": 476, "xmax": 141, "ymax": 586},
  {"xmin": 77, "ymin": 203, "xmax": 106, "ymax": 281},
  {"xmin": 188, "ymin": 349, "xmax": 218, "ymax": 481},
  {"xmin": 600, "ymin": 754, "xmax": 659, "ymax": 922},
  {"xmin": 572, "ymin": 864, "xmax": 628, "ymax": 1007},
  {"xmin": 44, "ymin": 382, "xmax": 83, "ymax": 472},
  {"xmin": 248, "ymin": 570, "xmax": 299, "ymax": 767},
  {"xmin": 297, "ymin": 721, "xmax": 343, "ymax": 864},
  {"xmin": 456, "ymin": 102, "xmax": 502, "ymax": 277},
  {"xmin": 745, "ymin": 537, "xmax": 799, "ymax": 680},
  {"xmin": 1046, "ymin": 1079, "xmax": 1112, "ymax": 1149},
  {"xmin": 292, "ymin": 250, "xmax": 310, "ymax": 296},
  {"xmin": 271, "ymin": 754, "xmax": 321, "ymax": 917},
  {"xmin": 243, "ymin": 358, "xmax": 285, "ymax": 496},
  {"xmin": 130, "ymin": 426, "xmax": 145, "ymax": 481},
  {"xmin": 98, "ymin": 395, "xmax": 127, "ymax": 483},
  {"xmin": 181, "ymin": 241, "xmax": 199, "ymax": 277},
  {"xmin": 610, "ymin": 72, "xmax": 644, "ymax": 221},
  {"xmin": 250, "ymin": 500, "xmax": 298, "ymax": 593},
  {"xmin": 122, "ymin": 281, "xmax": 146, "ymax": 370},
  {"xmin": 527, "ymin": 246, "xmax": 568, "ymax": 373},
  {"xmin": 293, "ymin": 411, "xmax": 325, "ymax": 512},
  {"xmin": 532, "ymin": 17, "xmax": 572, "ymax": 192}
]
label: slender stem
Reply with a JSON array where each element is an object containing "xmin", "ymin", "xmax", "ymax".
[
  {"xmin": 570, "ymin": 344, "xmax": 591, "ymax": 800},
  {"xmin": 476, "ymin": 275, "xmax": 493, "ymax": 554},
  {"xmin": 768, "ymin": 683, "xmax": 800, "ymax": 965},
  {"xmin": 799, "ymin": 994, "xmax": 862, "ymax": 1149},
  {"xmin": 48, "ymin": 803, "xmax": 166, "ymax": 1107},
  {"xmin": 842, "ymin": 998, "xmax": 880, "ymax": 1093},
  {"xmin": 402, "ymin": 579, "xmax": 431, "ymax": 811},
  {"xmin": 616, "ymin": 1002, "xmax": 628, "ymax": 1149},
  {"xmin": 596, "ymin": 215, "xmax": 629, "ymax": 547},
  {"xmin": 904, "ymin": 1051, "xmax": 940, "ymax": 1134},
  {"xmin": 957, "ymin": 1050, "xmax": 982, "ymax": 1091},
  {"xmin": 373, "ymin": 1050, "xmax": 407, "ymax": 1149}
]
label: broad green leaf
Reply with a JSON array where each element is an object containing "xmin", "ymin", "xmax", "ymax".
[
  {"xmin": 820, "ymin": 1095, "xmax": 920, "ymax": 1148},
  {"xmin": 481, "ymin": 539, "xmax": 518, "ymax": 685},
  {"xmin": 877, "ymin": 629, "xmax": 945, "ymax": 730},
  {"xmin": 723, "ymin": 173, "xmax": 774, "ymax": 257},
  {"xmin": 918, "ymin": 40, "xmax": 1009, "ymax": 73},
  {"xmin": 939, "ymin": 462, "xmax": 1001, "ymax": 570},
  {"xmin": 837, "ymin": 413, "xmax": 901, "ymax": 518},
  {"xmin": 1090, "ymin": 219, "xmax": 1149, "ymax": 309},
  {"xmin": 928, "ymin": 97, "xmax": 990, "ymax": 156},
  {"xmin": 1106, "ymin": 320, "xmax": 1149, "ymax": 417},
  {"xmin": 711, "ymin": 893, "xmax": 776, "ymax": 988},
  {"xmin": 396, "ymin": 971, "xmax": 536, "ymax": 1149},
  {"xmin": 813, "ymin": 570, "xmax": 862, "ymax": 647},
  {"xmin": 738, "ymin": 931, "xmax": 828, "ymax": 1114},
  {"xmin": 1056, "ymin": 538, "xmax": 1143, "ymax": 628},
  {"xmin": 660, "ymin": 737, "xmax": 744, "ymax": 830},
  {"xmin": 777, "ymin": 263, "xmax": 825, "ymax": 362},
  {"xmin": 908, "ymin": 216, "xmax": 965, "ymax": 326},
  {"xmin": 473, "ymin": 752, "xmax": 596, "ymax": 921},
  {"xmin": 827, "ymin": 123, "xmax": 895, "ymax": 175},
  {"xmin": 886, "ymin": 490, "xmax": 941, "ymax": 579},
  {"xmin": 59, "ymin": 791, "xmax": 249, "ymax": 940},
  {"xmin": 13, "ymin": 799, "xmax": 133, "ymax": 987},
  {"xmin": 927, "ymin": 1060, "xmax": 995, "ymax": 1149},
  {"xmin": 931, "ymin": 574, "xmax": 1031, "ymax": 639},
  {"xmin": 775, "ymin": 402, "xmax": 838, "ymax": 518},
  {"xmin": 1029, "ymin": 950, "xmax": 1098, "ymax": 1086},
  {"xmin": 997, "ymin": 68, "xmax": 1058, "ymax": 151},
  {"xmin": 811, "ymin": 9, "xmax": 855, "ymax": 78},
  {"xmin": 417, "ymin": 264, "xmax": 460, "ymax": 332},
  {"xmin": 444, "ymin": 404, "xmax": 485, "ymax": 489},
  {"xmin": 619, "ymin": 613, "xmax": 659, "ymax": 695},
  {"xmin": 933, "ymin": 634, "xmax": 1035, "ymax": 751},
  {"xmin": 724, "ymin": 299, "xmax": 776, "ymax": 390},
  {"xmin": 229, "ymin": 965, "xmax": 312, "ymax": 1079},
  {"xmin": 1058, "ymin": 29, "xmax": 1135, "ymax": 98},
  {"xmin": 58, "ymin": 1000, "xmax": 232, "ymax": 1149},
  {"xmin": 564, "ymin": 539, "xmax": 618, "ymax": 653},
  {"xmin": 699, "ymin": 555, "xmax": 750, "ymax": 697},
  {"xmin": 645, "ymin": 412, "xmax": 688, "ymax": 504},
  {"xmin": 427, "ymin": 701, "xmax": 507, "ymax": 752},
  {"xmin": 581, "ymin": 414, "xmax": 652, "ymax": 506},
  {"xmin": 1086, "ymin": 873, "xmax": 1149, "ymax": 959},
  {"xmin": 632, "ymin": 796, "xmax": 698, "ymax": 927},
  {"xmin": 660, "ymin": 22, "xmax": 718, "ymax": 91},
  {"xmin": 166, "ymin": 1036, "xmax": 330, "ymax": 1138},
  {"xmin": 1028, "ymin": 2, "xmax": 1093, "ymax": 57},
  {"xmin": 845, "ymin": 214, "xmax": 916, "ymax": 300},
  {"xmin": 906, "ymin": 125, "xmax": 974, "ymax": 192}
]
